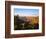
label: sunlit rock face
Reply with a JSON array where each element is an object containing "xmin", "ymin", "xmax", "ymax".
[{"xmin": 25, "ymin": 16, "xmax": 39, "ymax": 24}]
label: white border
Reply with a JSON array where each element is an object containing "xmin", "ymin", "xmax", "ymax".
[{"xmin": 11, "ymin": 5, "xmax": 42, "ymax": 34}]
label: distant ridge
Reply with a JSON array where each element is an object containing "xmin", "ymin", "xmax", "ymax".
[{"xmin": 14, "ymin": 15, "xmax": 39, "ymax": 17}]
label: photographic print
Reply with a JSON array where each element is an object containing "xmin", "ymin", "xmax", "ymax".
[
  {"xmin": 14, "ymin": 7, "xmax": 39, "ymax": 30},
  {"xmin": 5, "ymin": 1, "xmax": 45, "ymax": 38}
]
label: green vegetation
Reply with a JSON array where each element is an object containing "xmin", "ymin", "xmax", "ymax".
[{"xmin": 14, "ymin": 15, "xmax": 39, "ymax": 30}]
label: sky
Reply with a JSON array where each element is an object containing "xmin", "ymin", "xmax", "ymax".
[{"xmin": 14, "ymin": 8, "xmax": 39, "ymax": 16}]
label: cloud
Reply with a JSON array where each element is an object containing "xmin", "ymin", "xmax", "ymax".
[{"xmin": 14, "ymin": 13, "xmax": 39, "ymax": 16}]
